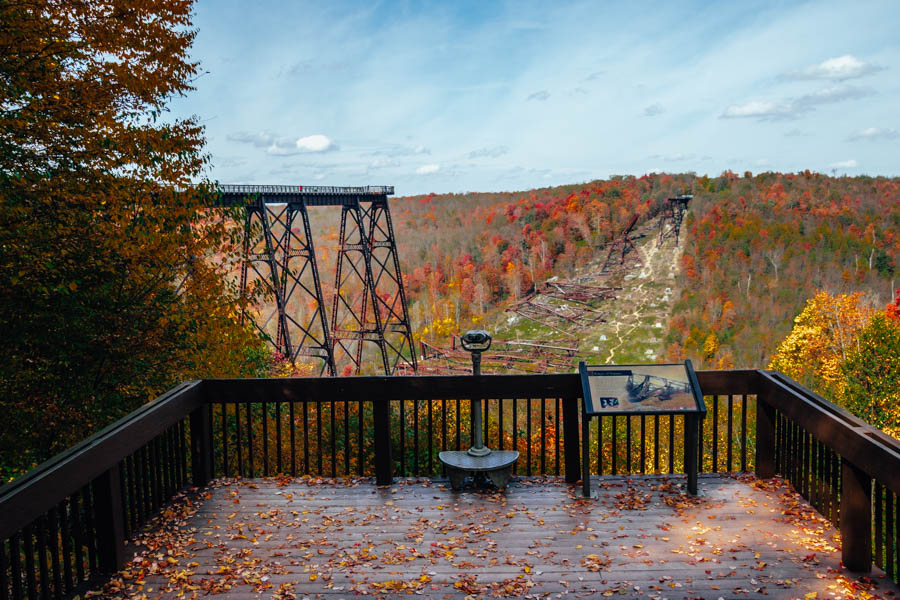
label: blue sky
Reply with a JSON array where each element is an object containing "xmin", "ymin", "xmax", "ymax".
[{"xmin": 170, "ymin": 0, "xmax": 900, "ymax": 195}]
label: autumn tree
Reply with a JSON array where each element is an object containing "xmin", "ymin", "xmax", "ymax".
[
  {"xmin": 769, "ymin": 291, "xmax": 872, "ymax": 399},
  {"xmin": 841, "ymin": 313, "xmax": 900, "ymax": 438},
  {"xmin": 0, "ymin": 0, "xmax": 266, "ymax": 480}
]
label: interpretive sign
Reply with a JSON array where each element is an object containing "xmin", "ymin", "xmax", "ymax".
[
  {"xmin": 578, "ymin": 360, "xmax": 706, "ymax": 497},
  {"xmin": 580, "ymin": 363, "xmax": 703, "ymax": 415}
]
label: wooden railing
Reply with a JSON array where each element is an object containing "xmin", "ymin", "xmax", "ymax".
[{"xmin": 0, "ymin": 370, "xmax": 898, "ymax": 599}]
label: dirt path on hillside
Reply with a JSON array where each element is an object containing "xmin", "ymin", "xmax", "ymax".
[{"xmin": 598, "ymin": 219, "xmax": 686, "ymax": 364}]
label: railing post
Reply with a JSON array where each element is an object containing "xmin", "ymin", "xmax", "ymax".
[
  {"xmin": 563, "ymin": 396, "xmax": 581, "ymax": 484},
  {"xmin": 190, "ymin": 403, "xmax": 213, "ymax": 487},
  {"xmin": 373, "ymin": 399, "xmax": 393, "ymax": 485},
  {"xmin": 92, "ymin": 465, "xmax": 126, "ymax": 572},
  {"xmin": 755, "ymin": 398, "xmax": 776, "ymax": 479},
  {"xmin": 840, "ymin": 458, "xmax": 872, "ymax": 572},
  {"xmin": 685, "ymin": 414, "xmax": 700, "ymax": 495}
]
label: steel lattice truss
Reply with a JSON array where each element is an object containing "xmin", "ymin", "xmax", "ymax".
[
  {"xmin": 240, "ymin": 202, "xmax": 335, "ymax": 374},
  {"xmin": 600, "ymin": 213, "xmax": 642, "ymax": 274},
  {"xmin": 656, "ymin": 194, "xmax": 692, "ymax": 248},
  {"xmin": 224, "ymin": 185, "xmax": 416, "ymax": 376},
  {"xmin": 331, "ymin": 197, "xmax": 417, "ymax": 375}
]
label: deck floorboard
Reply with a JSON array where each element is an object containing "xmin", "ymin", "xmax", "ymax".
[{"xmin": 104, "ymin": 474, "xmax": 899, "ymax": 599}]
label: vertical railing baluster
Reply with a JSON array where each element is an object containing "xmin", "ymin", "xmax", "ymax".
[
  {"xmin": 70, "ymin": 494, "xmax": 85, "ymax": 583},
  {"xmin": 626, "ymin": 415, "xmax": 632, "ymax": 474},
  {"xmin": 10, "ymin": 534, "xmax": 23, "ymax": 600},
  {"xmin": 639, "ymin": 415, "xmax": 646, "ymax": 475},
  {"xmin": 427, "ymin": 397, "xmax": 434, "ymax": 476},
  {"xmin": 399, "ymin": 399, "xmax": 406, "ymax": 476},
  {"xmin": 344, "ymin": 400, "xmax": 351, "ymax": 476},
  {"xmin": 875, "ymin": 482, "xmax": 884, "ymax": 570},
  {"xmin": 23, "ymin": 525, "xmax": 36, "ymax": 600},
  {"xmin": 329, "ymin": 399, "xmax": 336, "ymax": 478},
  {"xmin": 452, "ymin": 398, "xmax": 459, "ymax": 452},
  {"xmin": 316, "ymin": 400, "xmax": 323, "ymax": 475},
  {"xmin": 47, "ymin": 509, "xmax": 62, "ymax": 600},
  {"xmin": 413, "ymin": 399, "xmax": 420, "ymax": 477},
  {"xmin": 540, "ymin": 398, "xmax": 547, "ymax": 476},
  {"xmin": 597, "ymin": 416, "xmax": 603, "ymax": 476},
  {"xmin": 726, "ymin": 395, "xmax": 734, "ymax": 472},
  {"xmin": 289, "ymin": 401, "xmax": 297, "ymax": 477},
  {"xmin": 497, "ymin": 398, "xmax": 503, "ymax": 452},
  {"xmin": 441, "ymin": 398, "xmax": 448, "ymax": 455},
  {"xmin": 81, "ymin": 488, "xmax": 97, "ymax": 573},
  {"xmin": 36, "ymin": 516, "xmax": 49, "ymax": 600},
  {"xmin": 668, "ymin": 414, "xmax": 674, "ymax": 474},
  {"xmin": 697, "ymin": 410, "xmax": 705, "ymax": 474},
  {"xmin": 711, "ymin": 395, "xmax": 718, "ymax": 473},
  {"xmin": 885, "ymin": 491, "xmax": 895, "ymax": 580},
  {"xmin": 59, "ymin": 500, "xmax": 73, "ymax": 595},
  {"xmin": 275, "ymin": 402, "xmax": 283, "ymax": 475},
  {"xmin": 511, "ymin": 398, "xmax": 518, "ymax": 474},
  {"xmin": 220, "ymin": 404, "xmax": 228, "ymax": 478},
  {"xmin": 247, "ymin": 402, "xmax": 255, "ymax": 478},
  {"xmin": 235, "ymin": 402, "xmax": 243, "ymax": 477},
  {"xmin": 555, "ymin": 398, "xmax": 561, "ymax": 476},
  {"xmin": 653, "ymin": 415, "xmax": 660, "ymax": 474},
  {"xmin": 1, "ymin": 536, "xmax": 9, "ymax": 600},
  {"xmin": 611, "ymin": 415, "xmax": 618, "ymax": 475},
  {"xmin": 356, "ymin": 400, "xmax": 366, "ymax": 477},
  {"xmin": 526, "ymin": 398, "xmax": 532, "ymax": 476},
  {"xmin": 303, "ymin": 401, "xmax": 310, "ymax": 475},
  {"xmin": 262, "ymin": 401, "xmax": 269, "ymax": 477},
  {"xmin": 888, "ymin": 491, "xmax": 896, "ymax": 581},
  {"xmin": 740, "ymin": 395, "xmax": 748, "ymax": 472}
]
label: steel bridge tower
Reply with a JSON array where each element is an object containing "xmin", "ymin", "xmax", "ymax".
[
  {"xmin": 656, "ymin": 194, "xmax": 692, "ymax": 248},
  {"xmin": 218, "ymin": 185, "xmax": 417, "ymax": 376}
]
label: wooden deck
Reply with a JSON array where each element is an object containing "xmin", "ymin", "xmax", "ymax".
[{"xmin": 93, "ymin": 474, "xmax": 899, "ymax": 600}]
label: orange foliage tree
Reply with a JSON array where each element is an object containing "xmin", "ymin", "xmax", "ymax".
[{"xmin": 0, "ymin": 0, "xmax": 267, "ymax": 480}]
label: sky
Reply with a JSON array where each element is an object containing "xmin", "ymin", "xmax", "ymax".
[{"xmin": 169, "ymin": 0, "xmax": 900, "ymax": 196}]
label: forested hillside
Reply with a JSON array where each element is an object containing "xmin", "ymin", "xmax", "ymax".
[
  {"xmin": 666, "ymin": 171, "xmax": 898, "ymax": 369},
  {"xmin": 387, "ymin": 172, "xmax": 899, "ymax": 373},
  {"xmin": 390, "ymin": 174, "xmax": 694, "ymax": 342}
]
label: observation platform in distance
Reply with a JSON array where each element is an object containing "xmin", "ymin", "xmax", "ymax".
[{"xmin": 214, "ymin": 184, "xmax": 395, "ymax": 207}]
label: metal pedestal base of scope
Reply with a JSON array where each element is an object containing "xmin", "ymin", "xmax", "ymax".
[{"xmin": 439, "ymin": 450, "xmax": 519, "ymax": 491}]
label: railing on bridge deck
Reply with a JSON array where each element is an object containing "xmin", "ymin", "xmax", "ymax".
[{"xmin": 0, "ymin": 370, "xmax": 898, "ymax": 599}]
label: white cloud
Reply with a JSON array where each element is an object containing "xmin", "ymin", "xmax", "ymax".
[
  {"xmin": 368, "ymin": 157, "xmax": 400, "ymax": 169},
  {"xmin": 643, "ymin": 103, "xmax": 664, "ymax": 117},
  {"xmin": 848, "ymin": 127, "xmax": 900, "ymax": 141},
  {"xmin": 414, "ymin": 144, "xmax": 430, "ymax": 154},
  {"xmin": 721, "ymin": 85, "xmax": 872, "ymax": 121},
  {"xmin": 226, "ymin": 131, "xmax": 336, "ymax": 156},
  {"xmin": 721, "ymin": 100, "xmax": 791, "ymax": 119},
  {"xmin": 526, "ymin": 90, "xmax": 550, "ymax": 101},
  {"xmin": 829, "ymin": 159, "xmax": 858, "ymax": 169},
  {"xmin": 226, "ymin": 131, "xmax": 276, "ymax": 147},
  {"xmin": 416, "ymin": 164, "xmax": 440, "ymax": 175},
  {"xmin": 295, "ymin": 134, "xmax": 335, "ymax": 152},
  {"xmin": 468, "ymin": 145, "xmax": 509, "ymax": 159},
  {"xmin": 584, "ymin": 71, "xmax": 605, "ymax": 81},
  {"xmin": 782, "ymin": 55, "xmax": 883, "ymax": 81}
]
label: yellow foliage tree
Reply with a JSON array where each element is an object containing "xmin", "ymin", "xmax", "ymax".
[{"xmin": 769, "ymin": 291, "xmax": 872, "ymax": 399}]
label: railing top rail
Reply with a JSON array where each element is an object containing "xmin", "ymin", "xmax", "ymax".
[
  {"xmin": 759, "ymin": 370, "xmax": 900, "ymax": 495},
  {"xmin": 201, "ymin": 373, "xmax": 584, "ymax": 402},
  {"xmin": 0, "ymin": 380, "xmax": 204, "ymax": 541}
]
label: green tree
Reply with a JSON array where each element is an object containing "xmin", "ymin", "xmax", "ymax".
[
  {"xmin": 841, "ymin": 314, "xmax": 900, "ymax": 438},
  {"xmin": 0, "ymin": 0, "xmax": 266, "ymax": 480}
]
